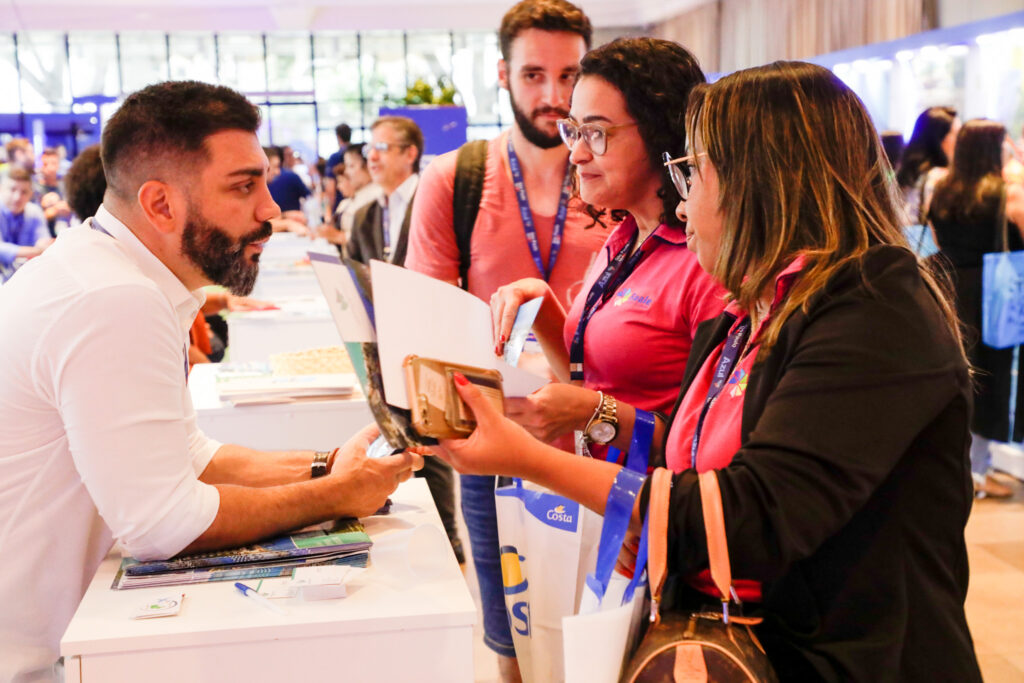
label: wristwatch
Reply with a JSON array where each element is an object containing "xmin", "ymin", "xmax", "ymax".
[
  {"xmin": 584, "ymin": 391, "xmax": 619, "ymax": 445},
  {"xmin": 311, "ymin": 450, "xmax": 331, "ymax": 479}
]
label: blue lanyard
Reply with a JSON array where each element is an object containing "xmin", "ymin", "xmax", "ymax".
[
  {"xmin": 380, "ymin": 199, "xmax": 391, "ymax": 260},
  {"xmin": 507, "ymin": 136, "xmax": 571, "ymax": 280},
  {"xmin": 568, "ymin": 230, "xmax": 654, "ymax": 381},
  {"xmin": 690, "ymin": 318, "xmax": 751, "ymax": 469},
  {"xmin": 92, "ymin": 217, "xmax": 190, "ymax": 383}
]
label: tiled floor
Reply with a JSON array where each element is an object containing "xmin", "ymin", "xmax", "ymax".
[
  {"xmin": 459, "ymin": 472, "xmax": 1024, "ymax": 682},
  {"xmin": 965, "ymin": 472, "xmax": 1024, "ymax": 682}
]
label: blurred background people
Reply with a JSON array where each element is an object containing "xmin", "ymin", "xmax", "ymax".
[
  {"xmin": 929, "ymin": 118, "xmax": 1024, "ymax": 499},
  {"xmin": 1, "ymin": 167, "xmax": 52, "ymax": 282},
  {"xmin": 897, "ymin": 106, "xmax": 959, "ymax": 225}
]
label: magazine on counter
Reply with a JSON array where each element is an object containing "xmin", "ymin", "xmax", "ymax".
[{"xmin": 110, "ymin": 518, "xmax": 372, "ymax": 590}]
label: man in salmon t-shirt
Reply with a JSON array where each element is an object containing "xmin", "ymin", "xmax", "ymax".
[{"xmin": 404, "ymin": 1, "xmax": 609, "ymax": 679}]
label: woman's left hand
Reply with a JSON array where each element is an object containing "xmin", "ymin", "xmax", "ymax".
[
  {"xmin": 433, "ymin": 373, "xmax": 544, "ymax": 478},
  {"xmin": 505, "ymin": 383, "xmax": 599, "ymax": 443}
]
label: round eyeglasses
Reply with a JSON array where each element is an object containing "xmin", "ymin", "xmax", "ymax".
[
  {"xmin": 662, "ymin": 151, "xmax": 707, "ymax": 200},
  {"xmin": 557, "ymin": 118, "xmax": 638, "ymax": 156}
]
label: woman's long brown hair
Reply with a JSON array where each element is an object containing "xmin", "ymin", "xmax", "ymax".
[{"xmin": 686, "ymin": 60, "xmax": 964, "ymax": 361}]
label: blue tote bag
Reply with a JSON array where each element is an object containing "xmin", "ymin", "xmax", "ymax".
[{"xmin": 982, "ymin": 188, "xmax": 1024, "ymax": 349}]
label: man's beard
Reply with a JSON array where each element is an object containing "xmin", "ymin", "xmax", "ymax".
[
  {"xmin": 509, "ymin": 90, "xmax": 566, "ymax": 150},
  {"xmin": 181, "ymin": 207, "xmax": 273, "ymax": 296}
]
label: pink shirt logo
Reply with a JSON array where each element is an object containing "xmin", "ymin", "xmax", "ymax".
[{"xmin": 613, "ymin": 288, "xmax": 653, "ymax": 308}]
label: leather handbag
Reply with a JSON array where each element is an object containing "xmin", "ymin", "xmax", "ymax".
[{"xmin": 620, "ymin": 468, "xmax": 777, "ymax": 682}]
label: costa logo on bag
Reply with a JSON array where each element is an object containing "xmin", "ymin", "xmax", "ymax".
[
  {"xmin": 501, "ymin": 545, "xmax": 531, "ymax": 637},
  {"xmin": 547, "ymin": 504, "xmax": 574, "ymax": 524}
]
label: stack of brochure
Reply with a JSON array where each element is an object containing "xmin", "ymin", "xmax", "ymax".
[
  {"xmin": 111, "ymin": 518, "xmax": 372, "ymax": 589},
  {"xmin": 214, "ymin": 362, "xmax": 356, "ymax": 405}
]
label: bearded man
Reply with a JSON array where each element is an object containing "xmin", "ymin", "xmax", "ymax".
[{"xmin": 0, "ymin": 81, "xmax": 422, "ymax": 683}]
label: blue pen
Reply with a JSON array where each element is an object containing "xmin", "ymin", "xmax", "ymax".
[{"xmin": 234, "ymin": 581, "xmax": 288, "ymax": 615}]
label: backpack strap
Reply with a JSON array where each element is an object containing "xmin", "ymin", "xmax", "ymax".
[{"xmin": 452, "ymin": 139, "xmax": 488, "ymax": 291}]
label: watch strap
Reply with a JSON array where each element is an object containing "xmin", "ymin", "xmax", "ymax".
[{"xmin": 311, "ymin": 450, "xmax": 331, "ymax": 478}]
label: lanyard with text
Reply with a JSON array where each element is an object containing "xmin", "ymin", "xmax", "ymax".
[
  {"xmin": 507, "ymin": 136, "xmax": 571, "ymax": 281},
  {"xmin": 568, "ymin": 230, "xmax": 654, "ymax": 381},
  {"xmin": 380, "ymin": 199, "xmax": 391, "ymax": 260},
  {"xmin": 91, "ymin": 217, "xmax": 190, "ymax": 383},
  {"xmin": 690, "ymin": 317, "xmax": 751, "ymax": 469}
]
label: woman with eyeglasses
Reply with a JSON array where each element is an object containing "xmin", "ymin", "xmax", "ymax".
[
  {"xmin": 435, "ymin": 61, "xmax": 982, "ymax": 680},
  {"xmin": 489, "ymin": 37, "xmax": 725, "ymax": 460}
]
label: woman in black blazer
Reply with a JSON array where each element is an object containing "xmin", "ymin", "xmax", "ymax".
[{"xmin": 433, "ymin": 61, "xmax": 982, "ymax": 681}]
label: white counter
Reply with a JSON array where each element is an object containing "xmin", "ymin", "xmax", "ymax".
[{"xmin": 60, "ymin": 479, "xmax": 476, "ymax": 682}]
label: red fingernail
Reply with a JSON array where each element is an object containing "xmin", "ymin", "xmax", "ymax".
[
  {"xmin": 453, "ymin": 372, "xmax": 469, "ymax": 386},
  {"xmin": 500, "ymin": 334, "xmax": 506, "ymax": 344}
]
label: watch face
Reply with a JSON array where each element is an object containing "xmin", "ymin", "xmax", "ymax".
[{"xmin": 588, "ymin": 421, "xmax": 617, "ymax": 445}]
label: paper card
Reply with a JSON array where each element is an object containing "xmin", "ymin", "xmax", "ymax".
[
  {"xmin": 504, "ymin": 296, "xmax": 543, "ymax": 367},
  {"xmin": 132, "ymin": 593, "xmax": 184, "ymax": 619},
  {"xmin": 309, "ymin": 252, "xmax": 376, "ymax": 343},
  {"xmin": 370, "ymin": 260, "xmax": 548, "ymax": 409}
]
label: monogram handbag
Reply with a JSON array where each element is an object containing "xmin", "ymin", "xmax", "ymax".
[{"xmin": 620, "ymin": 468, "xmax": 777, "ymax": 682}]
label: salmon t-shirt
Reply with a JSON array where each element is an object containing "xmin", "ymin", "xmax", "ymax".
[{"xmin": 405, "ymin": 131, "xmax": 609, "ymax": 308}]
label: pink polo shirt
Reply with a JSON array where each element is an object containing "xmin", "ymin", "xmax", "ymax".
[
  {"xmin": 563, "ymin": 215, "xmax": 726, "ymax": 414},
  {"xmin": 665, "ymin": 256, "xmax": 806, "ymax": 603},
  {"xmin": 405, "ymin": 131, "xmax": 609, "ymax": 308}
]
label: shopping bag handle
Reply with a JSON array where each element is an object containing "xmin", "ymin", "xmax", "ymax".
[
  {"xmin": 994, "ymin": 184, "xmax": 1009, "ymax": 253},
  {"xmin": 586, "ymin": 466, "xmax": 646, "ymax": 604},
  {"xmin": 586, "ymin": 410, "xmax": 657, "ymax": 602}
]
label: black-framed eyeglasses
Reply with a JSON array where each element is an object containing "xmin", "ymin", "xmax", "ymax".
[
  {"xmin": 369, "ymin": 141, "xmax": 410, "ymax": 153},
  {"xmin": 557, "ymin": 118, "xmax": 638, "ymax": 156},
  {"xmin": 662, "ymin": 151, "xmax": 707, "ymax": 200}
]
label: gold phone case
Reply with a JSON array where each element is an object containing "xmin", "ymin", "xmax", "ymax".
[{"xmin": 403, "ymin": 355, "xmax": 504, "ymax": 439}]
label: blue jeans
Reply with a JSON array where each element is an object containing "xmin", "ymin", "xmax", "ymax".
[{"xmin": 460, "ymin": 473, "xmax": 516, "ymax": 657}]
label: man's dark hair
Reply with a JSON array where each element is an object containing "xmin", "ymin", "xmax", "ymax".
[
  {"xmin": 4, "ymin": 166, "xmax": 32, "ymax": 183},
  {"xmin": 41, "ymin": 147, "xmax": 59, "ymax": 158},
  {"xmin": 499, "ymin": 0, "xmax": 592, "ymax": 62},
  {"xmin": 263, "ymin": 146, "xmax": 282, "ymax": 162},
  {"xmin": 372, "ymin": 116, "xmax": 425, "ymax": 174},
  {"xmin": 64, "ymin": 145, "xmax": 106, "ymax": 220},
  {"xmin": 335, "ymin": 123, "xmax": 352, "ymax": 143},
  {"xmin": 344, "ymin": 143, "xmax": 367, "ymax": 168},
  {"xmin": 101, "ymin": 80, "xmax": 260, "ymax": 200},
  {"xmin": 4, "ymin": 138, "xmax": 30, "ymax": 160}
]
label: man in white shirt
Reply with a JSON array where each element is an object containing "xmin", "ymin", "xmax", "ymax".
[
  {"xmin": 345, "ymin": 116, "xmax": 422, "ymax": 266},
  {"xmin": 0, "ymin": 81, "xmax": 421, "ymax": 683}
]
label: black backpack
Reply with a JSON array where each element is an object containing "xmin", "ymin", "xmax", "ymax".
[{"xmin": 451, "ymin": 139, "xmax": 488, "ymax": 290}]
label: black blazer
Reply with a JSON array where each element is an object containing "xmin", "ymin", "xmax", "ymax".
[
  {"xmin": 645, "ymin": 245, "xmax": 981, "ymax": 682},
  {"xmin": 345, "ymin": 190, "xmax": 415, "ymax": 266}
]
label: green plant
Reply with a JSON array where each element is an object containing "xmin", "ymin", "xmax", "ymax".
[{"xmin": 396, "ymin": 77, "xmax": 460, "ymax": 106}]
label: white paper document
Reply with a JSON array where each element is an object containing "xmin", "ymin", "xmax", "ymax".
[{"xmin": 371, "ymin": 261, "xmax": 549, "ymax": 409}]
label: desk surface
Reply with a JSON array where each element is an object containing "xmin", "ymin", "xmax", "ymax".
[
  {"xmin": 60, "ymin": 480, "xmax": 475, "ymax": 679},
  {"xmin": 188, "ymin": 363, "xmax": 373, "ymax": 450}
]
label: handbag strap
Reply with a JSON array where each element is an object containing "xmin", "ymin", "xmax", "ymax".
[
  {"xmin": 698, "ymin": 470, "xmax": 732, "ymax": 602},
  {"xmin": 646, "ymin": 467, "xmax": 672, "ymax": 622}
]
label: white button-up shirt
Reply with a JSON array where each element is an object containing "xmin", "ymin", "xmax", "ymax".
[
  {"xmin": 0, "ymin": 205, "xmax": 222, "ymax": 682},
  {"xmin": 378, "ymin": 173, "xmax": 418, "ymax": 262}
]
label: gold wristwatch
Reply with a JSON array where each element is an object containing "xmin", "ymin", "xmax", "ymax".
[{"xmin": 584, "ymin": 391, "xmax": 619, "ymax": 445}]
